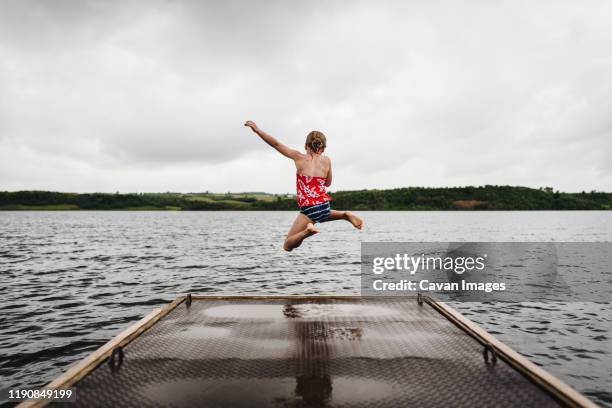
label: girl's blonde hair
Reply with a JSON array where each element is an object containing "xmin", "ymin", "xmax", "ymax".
[{"xmin": 305, "ymin": 130, "xmax": 327, "ymax": 153}]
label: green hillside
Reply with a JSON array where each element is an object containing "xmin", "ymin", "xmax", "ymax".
[{"xmin": 0, "ymin": 186, "xmax": 610, "ymax": 211}]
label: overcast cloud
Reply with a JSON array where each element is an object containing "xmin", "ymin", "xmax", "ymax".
[{"xmin": 1, "ymin": 0, "xmax": 611, "ymax": 193}]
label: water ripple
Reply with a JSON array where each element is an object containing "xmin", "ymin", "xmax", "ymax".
[{"xmin": 1, "ymin": 211, "xmax": 611, "ymax": 407}]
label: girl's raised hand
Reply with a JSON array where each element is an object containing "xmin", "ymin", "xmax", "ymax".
[{"xmin": 244, "ymin": 120, "xmax": 258, "ymax": 131}]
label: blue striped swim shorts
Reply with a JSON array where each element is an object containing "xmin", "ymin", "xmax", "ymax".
[{"xmin": 300, "ymin": 200, "xmax": 331, "ymax": 223}]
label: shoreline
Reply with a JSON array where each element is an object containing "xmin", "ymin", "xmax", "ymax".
[{"xmin": 2, "ymin": 186, "xmax": 611, "ymax": 211}]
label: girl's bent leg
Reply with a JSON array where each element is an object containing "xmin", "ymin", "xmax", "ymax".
[
  {"xmin": 327, "ymin": 210, "xmax": 363, "ymax": 229},
  {"xmin": 284, "ymin": 213, "xmax": 319, "ymax": 251}
]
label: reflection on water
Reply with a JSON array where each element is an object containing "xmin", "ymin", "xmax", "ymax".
[
  {"xmin": 294, "ymin": 318, "xmax": 333, "ymax": 406},
  {"xmin": 296, "ymin": 375, "xmax": 333, "ymax": 406},
  {"xmin": 1, "ymin": 211, "xmax": 612, "ymax": 406},
  {"xmin": 288, "ymin": 303, "xmax": 388, "ymax": 406},
  {"xmin": 139, "ymin": 375, "xmax": 398, "ymax": 407},
  {"xmin": 136, "ymin": 301, "xmax": 395, "ymax": 407},
  {"xmin": 204, "ymin": 303, "xmax": 400, "ymax": 319}
]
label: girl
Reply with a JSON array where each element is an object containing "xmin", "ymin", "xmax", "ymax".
[{"xmin": 244, "ymin": 121, "xmax": 363, "ymax": 251}]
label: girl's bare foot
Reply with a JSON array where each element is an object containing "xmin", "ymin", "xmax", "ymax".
[
  {"xmin": 306, "ymin": 223, "xmax": 319, "ymax": 235},
  {"xmin": 345, "ymin": 211, "xmax": 363, "ymax": 230}
]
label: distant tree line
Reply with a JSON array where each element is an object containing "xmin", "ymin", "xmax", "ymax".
[{"xmin": 0, "ymin": 186, "xmax": 610, "ymax": 211}]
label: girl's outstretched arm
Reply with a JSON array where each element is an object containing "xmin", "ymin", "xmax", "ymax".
[{"xmin": 244, "ymin": 120, "xmax": 301, "ymax": 160}]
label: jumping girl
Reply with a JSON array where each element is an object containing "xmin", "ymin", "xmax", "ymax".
[{"xmin": 244, "ymin": 121, "xmax": 363, "ymax": 251}]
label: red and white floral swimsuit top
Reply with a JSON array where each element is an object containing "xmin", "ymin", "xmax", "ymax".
[{"xmin": 296, "ymin": 173, "xmax": 331, "ymax": 207}]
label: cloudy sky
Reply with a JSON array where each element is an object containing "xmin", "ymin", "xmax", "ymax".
[{"xmin": 1, "ymin": 0, "xmax": 611, "ymax": 193}]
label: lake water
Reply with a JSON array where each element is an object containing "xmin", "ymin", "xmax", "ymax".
[{"xmin": 1, "ymin": 211, "xmax": 611, "ymax": 406}]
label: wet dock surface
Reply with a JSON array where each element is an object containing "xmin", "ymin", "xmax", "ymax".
[{"xmin": 60, "ymin": 298, "xmax": 564, "ymax": 407}]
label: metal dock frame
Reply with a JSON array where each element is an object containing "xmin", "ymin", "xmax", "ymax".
[{"xmin": 17, "ymin": 295, "xmax": 599, "ymax": 408}]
